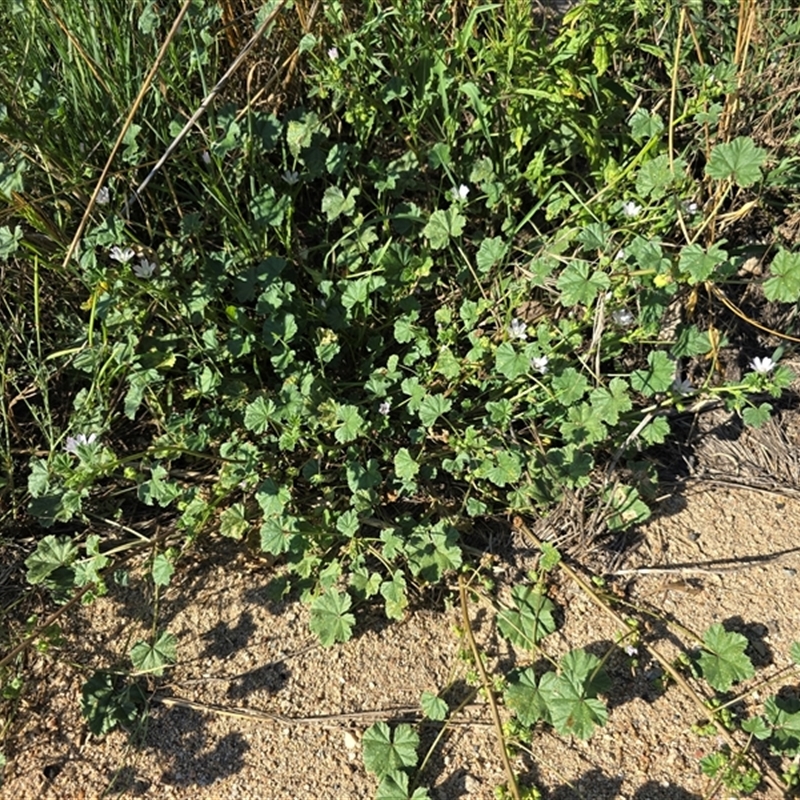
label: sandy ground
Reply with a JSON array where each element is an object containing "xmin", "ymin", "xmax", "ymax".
[{"xmin": 3, "ymin": 408, "xmax": 800, "ymax": 800}]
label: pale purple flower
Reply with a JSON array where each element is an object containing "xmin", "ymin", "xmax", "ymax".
[
  {"xmin": 508, "ymin": 318, "xmax": 528, "ymax": 341},
  {"xmin": 612, "ymin": 309, "xmax": 635, "ymax": 327},
  {"xmin": 133, "ymin": 258, "xmax": 156, "ymax": 279},
  {"xmin": 109, "ymin": 246, "xmax": 135, "ymax": 263},
  {"xmin": 750, "ymin": 356, "xmax": 775, "ymax": 375},
  {"xmin": 672, "ymin": 377, "xmax": 694, "ymax": 395},
  {"xmin": 378, "ymin": 400, "xmax": 391, "ymax": 416},
  {"xmin": 327, "ymin": 46, "xmax": 339, "ymax": 60},
  {"xmin": 65, "ymin": 433, "xmax": 98, "ymax": 454},
  {"xmin": 282, "ymin": 169, "xmax": 300, "ymax": 185},
  {"xmin": 96, "ymin": 186, "xmax": 111, "ymax": 205},
  {"xmin": 452, "ymin": 184, "xmax": 469, "ymax": 201},
  {"xmin": 622, "ymin": 200, "xmax": 642, "ymax": 218},
  {"xmin": 530, "ymin": 356, "xmax": 549, "ymax": 375}
]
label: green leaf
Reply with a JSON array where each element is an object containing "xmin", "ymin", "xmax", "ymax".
[
  {"xmin": 219, "ymin": 503, "xmax": 248, "ymax": 540},
  {"xmin": 742, "ymin": 403, "xmax": 772, "ymax": 428},
  {"xmin": 363, "ymin": 722, "xmax": 419, "ymax": 778},
  {"xmin": 336, "ymin": 509, "xmax": 360, "ymax": 538},
  {"xmin": 309, "ymin": 588, "xmax": 355, "ymax": 647},
  {"xmin": 630, "ymin": 351, "xmax": 674, "ymax": 396},
  {"xmin": 138, "ymin": 465, "xmax": 181, "ymax": 507},
  {"xmin": 250, "ymin": 185, "xmax": 290, "ymax": 229},
  {"xmin": 81, "ymin": 672, "xmax": 145, "ymax": 737},
  {"xmin": 763, "ymin": 249, "xmax": 800, "ymax": 302},
  {"xmin": 548, "ymin": 692, "xmax": 607, "ymax": 740},
  {"xmin": 381, "ymin": 572, "xmax": 408, "ymax": 620},
  {"xmin": 152, "ymin": 553, "xmax": 174, "ymax": 587},
  {"xmin": 25, "ymin": 535, "xmax": 78, "ymax": 584},
  {"xmin": 560, "ymin": 403, "xmax": 607, "ymax": 445},
  {"xmin": 260, "ymin": 517, "xmax": 299, "ymax": 555},
  {"xmin": 394, "ymin": 448, "xmax": 420, "ymax": 482},
  {"xmin": 405, "ymin": 523, "xmax": 462, "ymax": 583},
  {"xmin": 589, "ymin": 378, "xmax": 632, "ymax": 426},
  {"xmin": 552, "ymin": 367, "xmax": 588, "ymax": 406},
  {"xmin": 672, "ymin": 325, "xmax": 712, "ymax": 357},
  {"xmin": 244, "ymin": 396, "xmax": 276, "ymax": 434},
  {"xmin": 678, "ymin": 242, "xmax": 728, "ymax": 284},
  {"xmin": 497, "ymin": 586, "xmax": 557, "ymax": 649},
  {"xmin": 74, "ymin": 535, "xmax": 109, "ymax": 588},
  {"xmin": 335, "ymin": 404, "xmax": 365, "ymax": 443},
  {"xmin": 742, "ymin": 715, "xmax": 772, "ymax": 740},
  {"xmin": 629, "ymin": 108, "xmax": 664, "ymax": 142},
  {"xmin": 27, "ymin": 458, "xmax": 50, "ymax": 497},
  {"xmin": 698, "ymin": 624, "xmax": 755, "ymax": 692},
  {"xmin": 322, "ymin": 185, "xmax": 360, "ymax": 221},
  {"xmin": 130, "ymin": 631, "xmax": 177, "ymax": 677},
  {"xmin": 495, "ymin": 342, "xmax": 530, "ymax": 380},
  {"xmin": 790, "ymin": 641, "xmax": 800, "ymax": 665},
  {"xmin": 476, "ymin": 236, "xmax": 507, "ymax": 274},
  {"xmin": 423, "ymin": 208, "xmax": 465, "ymax": 250},
  {"xmin": 705, "ymin": 136, "xmax": 767, "ymax": 187},
  {"xmin": 559, "ymin": 649, "xmax": 612, "ymax": 697},
  {"xmin": 636, "ymin": 154, "xmax": 686, "ymax": 199},
  {"xmin": 420, "ymin": 691, "xmax": 448, "ymax": 721},
  {"xmin": 434, "ymin": 346, "xmax": 461, "ymax": 380},
  {"xmin": 576, "ymin": 222, "xmax": 611, "ymax": 252},
  {"xmin": 505, "ymin": 667, "xmax": 551, "ymax": 727},
  {"xmin": 556, "ymin": 261, "xmax": 610, "ymax": 307},
  {"xmin": 539, "ymin": 542, "xmax": 561, "ymax": 571},
  {"xmin": 255, "ymin": 478, "xmax": 291, "ymax": 518},
  {"xmin": 351, "ymin": 568, "xmax": 382, "ymax": 599},
  {"xmin": 640, "ymin": 415, "xmax": 670, "ymax": 445},
  {"xmin": 764, "ymin": 695, "xmax": 800, "ymax": 753},
  {"xmin": 286, "ymin": 112, "xmax": 322, "ymax": 156},
  {"xmin": 482, "ymin": 450, "xmax": 522, "ymax": 487},
  {"xmin": 0, "ymin": 225, "xmax": 23, "ymax": 259},
  {"xmin": 604, "ymin": 484, "xmax": 651, "ymax": 530},
  {"xmin": 376, "ymin": 775, "xmax": 431, "ymax": 800},
  {"xmin": 418, "ymin": 394, "xmax": 451, "ymax": 427}
]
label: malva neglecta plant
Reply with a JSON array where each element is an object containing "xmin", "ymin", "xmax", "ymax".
[{"xmin": 3, "ymin": 0, "xmax": 800, "ymax": 794}]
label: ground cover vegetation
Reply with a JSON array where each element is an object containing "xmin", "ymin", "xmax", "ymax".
[{"xmin": 2, "ymin": 0, "xmax": 800, "ymax": 795}]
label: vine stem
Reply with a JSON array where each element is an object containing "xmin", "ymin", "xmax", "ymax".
[
  {"xmin": 458, "ymin": 575, "xmax": 521, "ymax": 800},
  {"xmin": 512, "ymin": 516, "xmax": 785, "ymax": 795}
]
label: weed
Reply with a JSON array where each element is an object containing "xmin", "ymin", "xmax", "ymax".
[{"xmin": 2, "ymin": 0, "xmax": 800, "ymax": 794}]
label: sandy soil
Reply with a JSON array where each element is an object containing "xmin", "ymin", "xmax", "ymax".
[{"xmin": 3, "ymin": 407, "xmax": 800, "ymax": 800}]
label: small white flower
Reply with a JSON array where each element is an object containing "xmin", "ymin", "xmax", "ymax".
[
  {"xmin": 530, "ymin": 356, "xmax": 549, "ymax": 375},
  {"xmin": 624, "ymin": 645, "xmax": 638, "ymax": 657},
  {"xmin": 378, "ymin": 400, "xmax": 391, "ymax": 416},
  {"xmin": 685, "ymin": 200, "xmax": 699, "ymax": 215},
  {"xmin": 327, "ymin": 46, "xmax": 339, "ymax": 60},
  {"xmin": 612, "ymin": 308, "xmax": 635, "ymax": 327},
  {"xmin": 65, "ymin": 433, "xmax": 97, "ymax": 454},
  {"xmin": 282, "ymin": 169, "xmax": 300, "ymax": 185},
  {"xmin": 109, "ymin": 246, "xmax": 136, "ymax": 263},
  {"xmin": 672, "ymin": 377, "xmax": 694, "ymax": 395},
  {"xmin": 508, "ymin": 318, "xmax": 528, "ymax": 340},
  {"xmin": 622, "ymin": 200, "xmax": 642, "ymax": 218},
  {"xmin": 452, "ymin": 184, "xmax": 469, "ymax": 201},
  {"xmin": 96, "ymin": 186, "xmax": 111, "ymax": 205},
  {"xmin": 614, "ymin": 248, "xmax": 626, "ymax": 261},
  {"xmin": 750, "ymin": 356, "xmax": 775, "ymax": 375},
  {"xmin": 133, "ymin": 258, "xmax": 156, "ymax": 279},
  {"xmin": 201, "ymin": 150, "xmax": 211, "ymax": 165}
]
